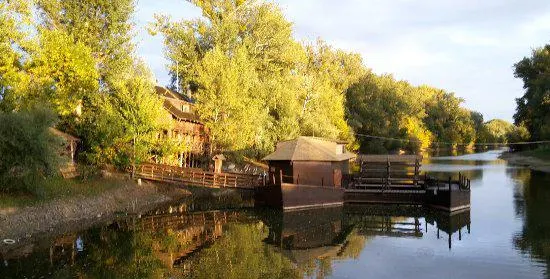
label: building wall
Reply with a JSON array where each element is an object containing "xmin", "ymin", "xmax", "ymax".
[{"xmin": 292, "ymin": 161, "xmax": 335, "ymax": 187}]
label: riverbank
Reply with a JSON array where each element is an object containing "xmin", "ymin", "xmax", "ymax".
[
  {"xmin": 0, "ymin": 177, "xmax": 191, "ymax": 252},
  {"xmin": 500, "ymin": 150, "xmax": 550, "ymax": 173}
]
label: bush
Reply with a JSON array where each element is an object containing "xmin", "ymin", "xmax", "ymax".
[{"xmin": 0, "ymin": 108, "xmax": 63, "ymax": 193}]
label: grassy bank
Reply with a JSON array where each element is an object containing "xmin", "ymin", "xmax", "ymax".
[
  {"xmin": 0, "ymin": 176, "xmax": 124, "ymax": 209},
  {"xmin": 514, "ymin": 148, "xmax": 550, "ymax": 161}
]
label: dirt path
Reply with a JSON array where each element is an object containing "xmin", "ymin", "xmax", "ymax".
[
  {"xmin": 500, "ymin": 152, "xmax": 550, "ymax": 173},
  {"xmin": 0, "ymin": 178, "xmax": 190, "ymax": 252}
]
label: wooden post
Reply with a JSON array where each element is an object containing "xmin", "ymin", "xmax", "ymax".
[
  {"xmin": 279, "ymin": 169, "xmax": 283, "ymax": 185},
  {"xmin": 223, "ymin": 174, "xmax": 227, "ymax": 187}
]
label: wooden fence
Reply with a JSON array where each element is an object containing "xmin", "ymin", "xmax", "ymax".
[
  {"xmin": 134, "ymin": 163, "xmax": 264, "ymax": 189},
  {"xmin": 347, "ymin": 155, "xmax": 423, "ymax": 190}
]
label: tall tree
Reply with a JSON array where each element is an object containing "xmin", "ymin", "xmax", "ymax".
[
  {"xmin": 36, "ymin": 0, "xmax": 135, "ymax": 88},
  {"xmin": 153, "ymin": 0, "xmax": 361, "ymax": 157},
  {"xmin": 514, "ymin": 45, "xmax": 550, "ymax": 140},
  {"xmin": 0, "ymin": 0, "xmax": 33, "ymax": 111},
  {"xmin": 25, "ymin": 29, "xmax": 99, "ymax": 116}
]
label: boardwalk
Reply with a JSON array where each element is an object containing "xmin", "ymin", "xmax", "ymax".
[{"xmin": 133, "ymin": 163, "xmax": 264, "ymax": 189}]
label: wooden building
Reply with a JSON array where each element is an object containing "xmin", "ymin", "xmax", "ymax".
[
  {"xmin": 263, "ymin": 137, "xmax": 356, "ymax": 187},
  {"xmin": 256, "ymin": 137, "xmax": 356, "ymax": 210},
  {"xmin": 156, "ymin": 86, "xmax": 210, "ymax": 168},
  {"xmin": 49, "ymin": 127, "xmax": 80, "ymax": 178}
]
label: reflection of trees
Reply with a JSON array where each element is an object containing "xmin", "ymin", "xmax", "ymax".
[
  {"xmin": 512, "ymin": 170, "xmax": 550, "ymax": 275},
  {"xmin": 183, "ymin": 222, "xmax": 300, "ymax": 279}
]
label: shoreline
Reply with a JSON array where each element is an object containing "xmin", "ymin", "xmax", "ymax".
[
  {"xmin": 499, "ymin": 152, "xmax": 550, "ymax": 173},
  {"xmin": 0, "ymin": 178, "xmax": 191, "ymax": 253}
]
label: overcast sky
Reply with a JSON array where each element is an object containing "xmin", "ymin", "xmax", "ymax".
[{"xmin": 134, "ymin": 0, "xmax": 550, "ymax": 122}]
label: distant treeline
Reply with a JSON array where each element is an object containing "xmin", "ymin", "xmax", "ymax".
[{"xmin": 0, "ymin": 0, "xmax": 533, "ymax": 175}]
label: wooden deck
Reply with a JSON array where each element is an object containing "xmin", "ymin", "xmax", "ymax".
[
  {"xmin": 133, "ymin": 163, "xmax": 264, "ymax": 190},
  {"xmin": 344, "ymin": 155, "xmax": 471, "ymax": 212}
]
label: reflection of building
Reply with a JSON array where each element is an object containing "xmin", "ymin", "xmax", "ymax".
[
  {"xmin": 156, "ymin": 86, "xmax": 210, "ymax": 168},
  {"xmin": 344, "ymin": 205, "xmax": 471, "ymax": 249},
  {"xmin": 260, "ymin": 207, "xmax": 355, "ymax": 267}
]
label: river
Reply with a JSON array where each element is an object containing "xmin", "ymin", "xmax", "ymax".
[{"xmin": 1, "ymin": 150, "xmax": 549, "ymax": 278}]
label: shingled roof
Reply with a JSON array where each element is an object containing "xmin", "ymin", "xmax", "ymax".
[
  {"xmin": 263, "ymin": 137, "xmax": 356, "ymax": 162},
  {"xmin": 155, "ymin": 86, "xmax": 194, "ymax": 103},
  {"xmin": 162, "ymin": 99, "xmax": 201, "ymax": 123}
]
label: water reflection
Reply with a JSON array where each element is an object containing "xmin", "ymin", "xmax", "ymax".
[
  {"xmin": 509, "ymin": 168, "xmax": 550, "ymax": 277},
  {"xmin": 2, "ymin": 150, "xmax": 550, "ymax": 278}
]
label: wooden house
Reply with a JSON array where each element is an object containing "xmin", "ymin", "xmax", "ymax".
[
  {"xmin": 156, "ymin": 86, "xmax": 210, "ymax": 168},
  {"xmin": 256, "ymin": 137, "xmax": 356, "ymax": 210},
  {"xmin": 49, "ymin": 128, "xmax": 80, "ymax": 178},
  {"xmin": 263, "ymin": 137, "xmax": 356, "ymax": 187}
]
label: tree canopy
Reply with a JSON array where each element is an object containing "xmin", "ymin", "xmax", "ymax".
[{"xmin": 514, "ymin": 45, "xmax": 550, "ymax": 140}]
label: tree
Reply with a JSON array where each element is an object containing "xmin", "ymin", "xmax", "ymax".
[
  {"xmin": 75, "ymin": 61, "xmax": 171, "ymax": 169},
  {"xmin": 513, "ymin": 45, "xmax": 550, "ymax": 140},
  {"xmin": 25, "ymin": 29, "xmax": 99, "ymax": 116},
  {"xmin": 0, "ymin": 0, "xmax": 33, "ymax": 111},
  {"xmin": 477, "ymin": 119, "xmax": 514, "ymax": 144},
  {"xmin": 36, "ymin": 0, "xmax": 136, "ymax": 88},
  {"xmin": 153, "ymin": 0, "xmax": 361, "ymax": 157},
  {"xmin": 194, "ymin": 46, "xmax": 265, "ymax": 153},
  {"xmin": 346, "ymin": 73, "xmax": 432, "ymax": 153},
  {"xmin": 0, "ymin": 108, "xmax": 63, "ymax": 193},
  {"xmin": 424, "ymin": 90, "xmax": 476, "ymax": 147}
]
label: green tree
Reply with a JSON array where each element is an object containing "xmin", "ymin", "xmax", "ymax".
[
  {"xmin": 477, "ymin": 119, "xmax": 514, "ymax": 144},
  {"xmin": 36, "ymin": 0, "xmax": 135, "ymax": 87},
  {"xmin": 346, "ymin": 73, "xmax": 432, "ymax": 153},
  {"xmin": 80, "ymin": 61, "xmax": 171, "ymax": 169},
  {"xmin": 153, "ymin": 1, "xmax": 363, "ymax": 157},
  {"xmin": 513, "ymin": 45, "xmax": 550, "ymax": 140},
  {"xmin": 194, "ymin": 46, "xmax": 265, "ymax": 154},
  {"xmin": 424, "ymin": 90, "xmax": 476, "ymax": 147},
  {"xmin": 0, "ymin": 108, "xmax": 63, "ymax": 193},
  {"xmin": 0, "ymin": 0, "xmax": 33, "ymax": 111},
  {"xmin": 25, "ymin": 29, "xmax": 99, "ymax": 116}
]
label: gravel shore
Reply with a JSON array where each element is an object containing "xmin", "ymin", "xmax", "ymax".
[
  {"xmin": 500, "ymin": 152, "xmax": 550, "ymax": 173},
  {"xmin": 0, "ymin": 178, "xmax": 190, "ymax": 253}
]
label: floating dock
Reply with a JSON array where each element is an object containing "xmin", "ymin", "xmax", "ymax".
[{"xmin": 343, "ymin": 155, "xmax": 471, "ymax": 212}]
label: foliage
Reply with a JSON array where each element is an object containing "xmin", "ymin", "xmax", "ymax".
[
  {"xmin": 78, "ymin": 61, "xmax": 171, "ymax": 168},
  {"xmin": 476, "ymin": 119, "xmax": 514, "ymax": 143},
  {"xmin": 0, "ymin": 0, "xmax": 33, "ymax": 111},
  {"xmin": 506, "ymin": 125, "xmax": 530, "ymax": 145},
  {"xmin": 0, "ymin": 108, "xmax": 63, "ymax": 193},
  {"xmin": 184, "ymin": 222, "xmax": 300, "ymax": 279},
  {"xmin": 424, "ymin": 90, "xmax": 476, "ymax": 147},
  {"xmin": 36, "ymin": 0, "xmax": 136, "ymax": 87},
  {"xmin": 152, "ymin": 0, "xmax": 362, "ymax": 157},
  {"xmin": 513, "ymin": 46, "xmax": 550, "ymax": 141},
  {"xmin": 25, "ymin": 29, "xmax": 99, "ymax": 116}
]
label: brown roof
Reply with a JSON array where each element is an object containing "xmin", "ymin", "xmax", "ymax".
[
  {"xmin": 263, "ymin": 137, "xmax": 356, "ymax": 162},
  {"xmin": 163, "ymin": 99, "xmax": 201, "ymax": 123},
  {"xmin": 49, "ymin": 128, "xmax": 80, "ymax": 142},
  {"xmin": 155, "ymin": 86, "xmax": 194, "ymax": 103}
]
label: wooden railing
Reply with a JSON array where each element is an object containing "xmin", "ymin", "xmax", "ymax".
[
  {"xmin": 347, "ymin": 155, "xmax": 423, "ymax": 190},
  {"xmin": 133, "ymin": 163, "xmax": 264, "ymax": 189}
]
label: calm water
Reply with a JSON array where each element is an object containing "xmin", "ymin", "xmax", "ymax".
[{"xmin": 1, "ymin": 150, "xmax": 550, "ymax": 278}]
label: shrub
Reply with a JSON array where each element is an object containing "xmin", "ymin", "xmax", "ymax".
[{"xmin": 0, "ymin": 108, "xmax": 63, "ymax": 193}]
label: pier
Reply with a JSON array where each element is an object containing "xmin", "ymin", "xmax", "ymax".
[{"xmin": 343, "ymin": 155, "xmax": 471, "ymax": 212}]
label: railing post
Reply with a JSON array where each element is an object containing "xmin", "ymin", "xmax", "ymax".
[
  {"xmin": 223, "ymin": 174, "xmax": 227, "ymax": 188},
  {"xmin": 279, "ymin": 169, "xmax": 283, "ymax": 185}
]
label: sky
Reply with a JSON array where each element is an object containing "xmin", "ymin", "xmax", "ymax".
[{"xmin": 134, "ymin": 0, "xmax": 550, "ymax": 122}]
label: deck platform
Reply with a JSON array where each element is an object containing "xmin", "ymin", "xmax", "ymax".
[{"xmin": 343, "ymin": 155, "xmax": 471, "ymax": 212}]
